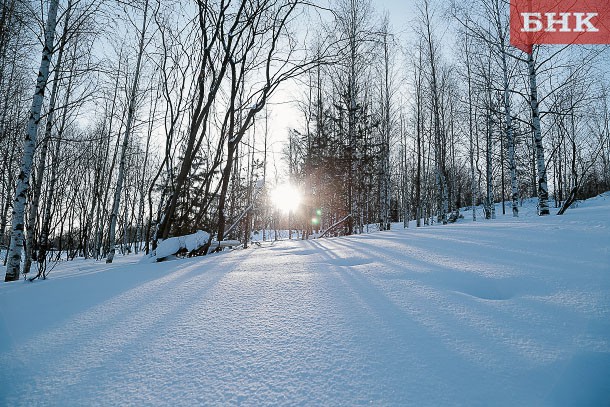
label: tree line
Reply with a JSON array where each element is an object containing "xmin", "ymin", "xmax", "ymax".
[
  {"xmin": 1, "ymin": 0, "xmax": 609, "ymax": 281},
  {"xmin": 285, "ymin": 0, "xmax": 609, "ymax": 235}
]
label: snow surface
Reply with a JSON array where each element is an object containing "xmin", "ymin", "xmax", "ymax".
[{"xmin": 1, "ymin": 195, "xmax": 609, "ymax": 406}]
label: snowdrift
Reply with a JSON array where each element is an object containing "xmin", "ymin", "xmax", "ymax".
[{"xmin": 151, "ymin": 230, "xmax": 240, "ymax": 262}]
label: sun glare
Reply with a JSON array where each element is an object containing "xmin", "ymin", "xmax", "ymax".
[{"xmin": 270, "ymin": 183, "xmax": 302, "ymax": 213}]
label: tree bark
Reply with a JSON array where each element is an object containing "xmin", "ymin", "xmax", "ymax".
[
  {"xmin": 528, "ymin": 51, "xmax": 550, "ymax": 215},
  {"xmin": 423, "ymin": 1, "xmax": 448, "ymax": 225},
  {"xmin": 5, "ymin": 0, "xmax": 60, "ymax": 282},
  {"xmin": 23, "ymin": 0, "xmax": 73, "ymax": 276},
  {"xmin": 465, "ymin": 32, "xmax": 477, "ymax": 222},
  {"xmin": 494, "ymin": 8, "xmax": 518, "ymax": 217}
]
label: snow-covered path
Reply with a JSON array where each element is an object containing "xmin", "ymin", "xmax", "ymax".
[{"xmin": 1, "ymin": 197, "xmax": 610, "ymax": 406}]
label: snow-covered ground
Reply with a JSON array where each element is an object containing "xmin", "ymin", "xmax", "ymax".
[{"xmin": 1, "ymin": 195, "xmax": 609, "ymax": 406}]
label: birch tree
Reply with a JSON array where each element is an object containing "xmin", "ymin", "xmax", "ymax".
[
  {"xmin": 23, "ymin": 0, "xmax": 74, "ymax": 276},
  {"xmin": 453, "ymin": 0, "xmax": 519, "ymax": 217},
  {"xmin": 489, "ymin": 0, "xmax": 519, "ymax": 217},
  {"xmin": 483, "ymin": 57, "xmax": 495, "ymax": 220},
  {"xmin": 526, "ymin": 48, "xmax": 550, "ymax": 215},
  {"xmin": 0, "ymin": 0, "xmax": 32, "ymax": 261},
  {"xmin": 463, "ymin": 25, "xmax": 477, "ymax": 221},
  {"xmin": 412, "ymin": 41, "xmax": 425, "ymax": 226},
  {"xmin": 377, "ymin": 16, "xmax": 393, "ymax": 231},
  {"xmin": 420, "ymin": 0, "xmax": 448, "ymax": 224},
  {"xmin": 4, "ymin": 0, "xmax": 60, "ymax": 282}
]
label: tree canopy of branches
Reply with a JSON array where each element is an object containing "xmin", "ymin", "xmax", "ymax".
[{"xmin": 1, "ymin": 0, "xmax": 609, "ymax": 281}]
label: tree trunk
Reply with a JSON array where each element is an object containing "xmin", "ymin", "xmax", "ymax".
[
  {"xmin": 379, "ymin": 23, "xmax": 391, "ymax": 231},
  {"xmin": 136, "ymin": 90, "xmax": 157, "ymax": 254},
  {"xmin": 107, "ymin": 0, "xmax": 149, "ymax": 264},
  {"xmin": 558, "ymin": 137, "xmax": 578, "ymax": 215},
  {"xmin": 485, "ymin": 100, "xmax": 495, "ymax": 220},
  {"xmin": 500, "ymin": 37, "xmax": 518, "ymax": 217},
  {"xmin": 5, "ymin": 0, "xmax": 60, "ymax": 282},
  {"xmin": 528, "ymin": 51, "xmax": 550, "ymax": 215},
  {"xmin": 23, "ymin": 0, "xmax": 72, "ymax": 276},
  {"xmin": 215, "ymin": 141, "xmax": 237, "ymax": 243},
  {"xmin": 465, "ymin": 32, "xmax": 477, "ymax": 222},
  {"xmin": 423, "ymin": 1, "xmax": 447, "ymax": 225},
  {"xmin": 415, "ymin": 47, "xmax": 423, "ymax": 227}
]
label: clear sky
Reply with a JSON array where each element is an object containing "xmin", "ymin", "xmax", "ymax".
[{"xmin": 375, "ymin": 0, "xmax": 418, "ymax": 31}]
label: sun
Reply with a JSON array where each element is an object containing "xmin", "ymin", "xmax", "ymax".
[{"xmin": 270, "ymin": 183, "xmax": 302, "ymax": 213}]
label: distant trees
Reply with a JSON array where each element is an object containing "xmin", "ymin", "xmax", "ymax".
[
  {"xmin": 287, "ymin": 0, "xmax": 609, "ymax": 234},
  {"xmin": 1, "ymin": 0, "xmax": 609, "ymax": 281},
  {"xmin": 286, "ymin": 0, "xmax": 401, "ymax": 236},
  {"xmin": 454, "ymin": 0, "xmax": 519, "ymax": 217},
  {"xmin": 377, "ymin": 16, "xmax": 395, "ymax": 231}
]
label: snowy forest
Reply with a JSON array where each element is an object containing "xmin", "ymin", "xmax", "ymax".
[
  {"xmin": 2, "ymin": 0, "xmax": 610, "ymax": 404},
  {"xmin": 1, "ymin": 0, "xmax": 609, "ymax": 282}
]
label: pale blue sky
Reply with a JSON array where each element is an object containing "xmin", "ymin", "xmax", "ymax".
[{"xmin": 374, "ymin": 0, "xmax": 418, "ymax": 27}]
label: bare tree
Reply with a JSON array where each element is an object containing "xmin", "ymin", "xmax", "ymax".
[
  {"xmin": 420, "ymin": 0, "xmax": 448, "ymax": 224},
  {"xmin": 106, "ymin": 0, "xmax": 150, "ymax": 263},
  {"xmin": 23, "ymin": 0, "xmax": 74, "ymax": 276},
  {"xmin": 377, "ymin": 15, "xmax": 393, "ymax": 231},
  {"xmin": 154, "ymin": 0, "xmax": 325, "ymax": 249},
  {"xmin": 5, "ymin": 0, "xmax": 60, "ymax": 282}
]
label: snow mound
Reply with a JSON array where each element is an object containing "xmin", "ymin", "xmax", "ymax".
[
  {"xmin": 576, "ymin": 191, "xmax": 610, "ymax": 208},
  {"xmin": 185, "ymin": 230, "xmax": 210, "ymax": 252},
  {"xmin": 155, "ymin": 230, "xmax": 210, "ymax": 260},
  {"xmin": 154, "ymin": 236, "xmax": 183, "ymax": 259}
]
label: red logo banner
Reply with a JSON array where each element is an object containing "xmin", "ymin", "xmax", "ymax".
[{"xmin": 510, "ymin": 0, "xmax": 610, "ymax": 53}]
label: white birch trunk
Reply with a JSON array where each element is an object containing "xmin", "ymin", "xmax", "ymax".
[
  {"xmin": 36, "ymin": 46, "xmax": 76, "ymax": 279},
  {"xmin": 465, "ymin": 35, "xmax": 477, "ymax": 222},
  {"xmin": 4, "ymin": 0, "xmax": 60, "ymax": 282},
  {"xmin": 23, "ymin": 0, "xmax": 72, "ymax": 276},
  {"xmin": 106, "ymin": 0, "xmax": 149, "ymax": 264},
  {"xmin": 415, "ymin": 48, "xmax": 423, "ymax": 227},
  {"xmin": 496, "ymin": 19, "xmax": 519, "ymax": 217},
  {"xmin": 528, "ymin": 51, "xmax": 550, "ymax": 215}
]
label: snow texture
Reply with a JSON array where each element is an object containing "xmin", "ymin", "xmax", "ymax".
[{"xmin": 1, "ymin": 194, "xmax": 609, "ymax": 406}]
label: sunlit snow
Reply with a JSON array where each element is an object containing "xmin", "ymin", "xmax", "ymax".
[{"xmin": 1, "ymin": 194, "xmax": 609, "ymax": 406}]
